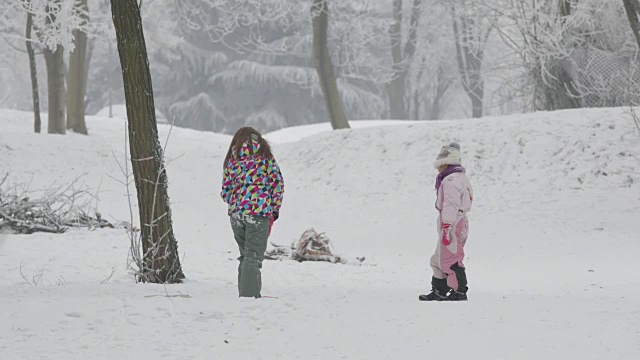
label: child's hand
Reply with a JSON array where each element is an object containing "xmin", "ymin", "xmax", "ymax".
[{"xmin": 441, "ymin": 223, "xmax": 452, "ymax": 246}]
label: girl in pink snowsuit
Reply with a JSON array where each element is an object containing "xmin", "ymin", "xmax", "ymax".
[{"xmin": 420, "ymin": 143, "xmax": 473, "ymax": 301}]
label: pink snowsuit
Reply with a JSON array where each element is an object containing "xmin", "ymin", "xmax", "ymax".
[{"xmin": 430, "ymin": 172, "xmax": 473, "ymax": 291}]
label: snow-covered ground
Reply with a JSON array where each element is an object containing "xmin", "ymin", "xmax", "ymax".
[
  {"xmin": 265, "ymin": 120, "xmax": 416, "ymax": 143},
  {"xmin": 1, "ymin": 108, "xmax": 639, "ymax": 359},
  {"xmin": 94, "ymin": 104, "xmax": 168, "ymax": 123}
]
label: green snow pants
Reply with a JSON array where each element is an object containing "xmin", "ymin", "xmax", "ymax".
[{"xmin": 230, "ymin": 213, "xmax": 270, "ymax": 298}]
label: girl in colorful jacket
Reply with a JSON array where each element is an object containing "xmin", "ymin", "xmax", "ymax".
[
  {"xmin": 221, "ymin": 127, "xmax": 284, "ymax": 298},
  {"xmin": 420, "ymin": 143, "xmax": 473, "ymax": 301}
]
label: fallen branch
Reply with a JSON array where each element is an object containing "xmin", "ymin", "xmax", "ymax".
[
  {"xmin": 266, "ymin": 228, "xmax": 366, "ymax": 265},
  {"xmin": 0, "ymin": 175, "xmax": 115, "ymax": 234}
]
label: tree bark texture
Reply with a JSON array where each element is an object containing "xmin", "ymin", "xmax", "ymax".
[
  {"xmin": 43, "ymin": 1, "xmax": 66, "ymax": 134},
  {"xmin": 623, "ymin": 0, "xmax": 640, "ymax": 51},
  {"xmin": 67, "ymin": 0, "xmax": 89, "ymax": 134},
  {"xmin": 311, "ymin": 0, "xmax": 350, "ymax": 130},
  {"xmin": 25, "ymin": 6, "xmax": 41, "ymax": 133},
  {"xmin": 110, "ymin": 0, "xmax": 184, "ymax": 283}
]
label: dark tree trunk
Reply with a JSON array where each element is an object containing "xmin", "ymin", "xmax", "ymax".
[
  {"xmin": 110, "ymin": 0, "xmax": 184, "ymax": 283},
  {"xmin": 538, "ymin": 62, "xmax": 581, "ymax": 111},
  {"xmin": 43, "ymin": 1, "xmax": 65, "ymax": 134},
  {"xmin": 312, "ymin": 0, "xmax": 350, "ymax": 129},
  {"xmin": 67, "ymin": 0, "xmax": 89, "ymax": 134},
  {"xmin": 108, "ymin": 40, "xmax": 114, "ymax": 118},
  {"xmin": 25, "ymin": 7, "xmax": 41, "ymax": 133},
  {"xmin": 44, "ymin": 47, "xmax": 66, "ymax": 134},
  {"xmin": 84, "ymin": 38, "xmax": 95, "ymax": 112},
  {"xmin": 623, "ymin": 0, "xmax": 640, "ymax": 50}
]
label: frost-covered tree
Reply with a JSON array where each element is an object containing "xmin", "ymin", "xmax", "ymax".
[
  {"xmin": 1, "ymin": 0, "xmax": 89, "ymax": 133},
  {"xmin": 42, "ymin": 0, "xmax": 67, "ymax": 134},
  {"xmin": 386, "ymin": 0, "xmax": 423, "ymax": 120},
  {"xmin": 83, "ymin": 0, "xmax": 122, "ymax": 116},
  {"xmin": 486, "ymin": 0, "xmax": 638, "ymax": 111},
  {"xmin": 154, "ymin": 41, "xmax": 228, "ymax": 131},
  {"xmin": 448, "ymin": 0, "xmax": 491, "ymax": 118}
]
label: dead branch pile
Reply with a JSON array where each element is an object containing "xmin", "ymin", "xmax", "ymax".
[
  {"xmin": 266, "ymin": 228, "xmax": 365, "ymax": 265},
  {"xmin": 0, "ymin": 175, "xmax": 113, "ymax": 234}
]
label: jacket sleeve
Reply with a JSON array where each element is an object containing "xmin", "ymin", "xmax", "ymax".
[
  {"xmin": 220, "ymin": 161, "xmax": 236, "ymax": 204},
  {"xmin": 440, "ymin": 177, "xmax": 463, "ymax": 226},
  {"xmin": 268, "ymin": 158, "xmax": 284, "ymax": 214}
]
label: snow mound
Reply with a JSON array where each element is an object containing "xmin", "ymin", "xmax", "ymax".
[
  {"xmin": 276, "ymin": 108, "xmax": 639, "ymax": 245},
  {"xmin": 265, "ymin": 120, "xmax": 416, "ymax": 143}
]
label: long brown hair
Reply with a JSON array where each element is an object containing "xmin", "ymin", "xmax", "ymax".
[{"xmin": 223, "ymin": 127, "xmax": 274, "ymax": 167}]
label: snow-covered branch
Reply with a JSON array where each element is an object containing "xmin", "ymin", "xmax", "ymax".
[{"xmin": 0, "ymin": 175, "xmax": 114, "ymax": 234}]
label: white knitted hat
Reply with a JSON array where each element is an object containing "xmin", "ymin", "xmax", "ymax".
[{"xmin": 433, "ymin": 143, "xmax": 462, "ymax": 169}]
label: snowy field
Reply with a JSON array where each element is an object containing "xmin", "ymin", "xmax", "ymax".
[
  {"xmin": 1, "ymin": 108, "xmax": 639, "ymax": 359},
  {"xmin": 265, "ymin": 120, "xmax": 416, "ymax": 143}
]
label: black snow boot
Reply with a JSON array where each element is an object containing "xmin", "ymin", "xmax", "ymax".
[
  {"xmin": 419, "ymin": 277, "xmax": 450, "ymax": 301},
  {"xmin": 419, "ymin": 289, "xmax": 448, "ymax": 301},
  {"xmin": 447, "ymin": 291, "xmax": 468, "ymax": 301}
]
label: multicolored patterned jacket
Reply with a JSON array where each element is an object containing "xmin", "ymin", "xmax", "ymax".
[{"xmin": 221, "ymin": 139, "xmax": 284, "ymax": 218}]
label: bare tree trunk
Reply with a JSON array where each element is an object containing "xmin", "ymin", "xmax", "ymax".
[
  {"xmin": 470, "ymin": 84, "xmax": 484, "ymax": 118},
  {"xmin": 452, "ymin": 9, "xmax": 486, "ymax": 118},
  {"xmin": 44, "ymin": 48, "xmax": 66, "ymax": 134},
  {"xmin": 411, "ymin": 57, "xmax": 427, "ymax": 120},
  {"xmin": 44, "ymin": 47, "xmax": 66, "ymax": 134},
  {"xmin": 108, "ymin": 40, "xmax": 113, "ymax": 118},
  {"xmin": 84, "ymin": 38, "xmax": 95, "ymax": 112},
  {"xmin": 387, "ymin": 0, "xmax": 404, "ymax": 119},
  {"xmin": 412, "ymin": 75, "xmax": 421, "ymax": 120},
  {"xmin": 413, "ymin": 89, "xmax": 420, "ymax": 120},
  {"xmin": 110, "ymin": 0, "xmax": 184, "ymax": 283},
  {"xmin": 532, "ymin": 0, "xmax": 581, "ymax": 111},
  {"xmin": 428, "ymin": 67, "xmax": 451, "ymax": 120},
  {"xmin": 67, "ymin": 0, "xmax": 89, "ymax": 134},
  {"xmin": 387, "ymin": 0, "xmax": 422, "ymax": 120},
  {"xmin": 623, "ymin": 0, "xmax": 640, "ymax": 50},
  {"xmin": 539, "ymin": 62, "xmax": 581, "ymax": 111},
  {"xmin": 312, "ymin": 0, "xmax": 349, "ymax": 130},
  {"xmin": 43, "ymin": 1, "xmax": 66, "ymax": 134},
  {"xmin": 25, "ymin": 5, "xmax": 41, "ymax": 133},
  {"xmin": 559, "ymin": 0, "xmax": 573, "ymax": 18}
]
